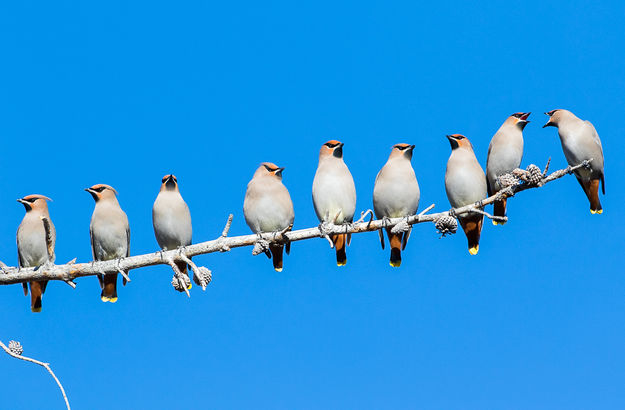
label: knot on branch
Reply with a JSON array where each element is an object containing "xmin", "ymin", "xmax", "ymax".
[
  {"xmin": 171, "ymin": 273, "xmax": 191, "ymax": 292},
  {"xmin": 390, "ymin": 220, "xmax": 411, "ymax": 234},
  {"xmin": 497, "ymin": 173, "xmax": 520, "ymax": 189},
  {"xmin": 193, "ymin": 267, "xmax": 212, "ymax": 288},
  {"xmin": 435, "ymin": 215, "xmax": 457, "ymax": 238},
  {"xmin": 9, "ymin": 340, "xmax": 23, "ymax": 355},
  {"xmin": 252, "ymin": 239, "xmax": 271, "ymax": 256}
]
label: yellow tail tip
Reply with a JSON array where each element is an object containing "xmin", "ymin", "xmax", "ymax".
[
  {"xmin": 274, "ymin": 267, "xmax": 283, "ymax": 272},
  {"xmin": 187, "ymin": 283, "xmax": 192, "ymax": 290},
  {"xmin": 337, "ymin": 261, "xmax": 347, "ymax": 267},
  {"xmin": 590, "ymin": 209, "xmax": 603, "ymax": 214},
  {"xmin": 469, "ymin": 246, "xmax": 479, "ymax": 255},
  {"xmin": 31, "ymin": 307, "xmax": 42, "ymax": 313},
  {"xmin": 389, "ymin": 261, "xmax": 401, "ymax": 267},
  {"xmin": 101, "ymin": 296, "xmax": 109, "ymax": 302},
  {"xmin": 109, "ymin": 297, "xmax": 118, "ymax": 303}
]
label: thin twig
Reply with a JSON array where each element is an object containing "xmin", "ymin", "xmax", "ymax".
[
  {"xmin": 0, "ymin": 340, "xmax": 70, "ymax": 410},
  {"xmin": 221, "ymin": 214, "xmax": 234, "ymax": 237}
]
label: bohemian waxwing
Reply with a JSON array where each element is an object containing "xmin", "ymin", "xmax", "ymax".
[
  {"xmin": 486, "ymin": 112, "xmax": 529, "ymax": 224},
  {"xmin": 153, "ymin": 174, "xmax": 193, "ymax": 289},
  {"xmin": 373, "ymin": 143, "xmax": 420, "ymax": 267},
  {"xmin": 243, "ymin": 162, "xmax": 295, "ymax": 271},
  {"xmin": 445, "ymin": 134, "xmax": 488, "ymax": 255},
  {"xmin": 544, "ymin": 109, "xmax": 605, "ymax": 213},
  {"xmin": 17, "ymin": 195, "xmax": 55, "ymax": 312},
  {"xmin": 86, "ymin": 184, "xmax": 130, "ymax": 303},
  {"xmin": 312, "ymin": 140, "xmax": 357, "ymax": 266}
]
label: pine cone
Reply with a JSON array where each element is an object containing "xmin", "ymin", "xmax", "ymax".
[
  {"xmin": 435, "ymin": 216, "xmax": 457, "ymax": 237},
  {"xmin": 252, "ymin": 239, "xmax": 270, "ymax": 256},
  {"xmin": 8, "ymin": 340, "xmax": 23, "ymax": 355},
  {"xmin": 171, "ymin": 273, "xmax": 191, "ymax": 292},
  {"xmin": 193, "ymin": 266, "xmax": 212, "ymax": 288},
  {"xmin": 497, "ymin": 173, "xmax": 519, "ymax": 189},
  {"xmin": 526, "ymin": 164, "xmax": 543, "ymax": 185}
]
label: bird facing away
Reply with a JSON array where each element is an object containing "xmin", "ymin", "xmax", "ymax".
[
  {"xmin": 17, "ymin": 194, "xmax": 55, "ymax": 312},
  {"xmin": 153, "ymin": 174, "xmax": 192, "ymax": 289},
  {"xmin": 312, "ymin": 140, "xmax": 357, "ymax": 266},
  {"xmin": 486, "ymin": 112, "xmax": 529, "ymax": 224},
  {"xmin": 544, "ymin": 109, "xmax": 605, "ymax": 214},
  {"xmin": 373, "ymin": 143, "xmax": 420, "ymax": 267},
  {"xmin": 243, "ymin": 163, "xmax": 295, "ymax": 272},
  {"xmin": 86, "ymin": 184, "xmax": 130, "ymax": 303},
  {"xmin": 445, "ymin": 134, "xmax": 488, "ymax": 255}
]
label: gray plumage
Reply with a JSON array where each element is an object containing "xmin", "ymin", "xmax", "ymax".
[
  {"xmin": 86, "ymin": 184, "xmax": 130, "ymax": 302},
  {"xmin": 17, "ymin": 195, "xmax": 55, "ymax": 312},
  {"xmin": 445, "ymin": 134, "xmax": 487, "ymax": 255},
  {"xmin": 373, "ymin": 143, "xmax": 420, "ymax": 267},
  {"xmin": 486, "ymin": 112, "xmax": 528, "ymax": 223},
  {"xmin": 153, "ymin": 175, "xmax": 192, "ymax": 250},
  {"xmin": 243, "ymin": 162, "xmax": 294, "ymax": 271}
]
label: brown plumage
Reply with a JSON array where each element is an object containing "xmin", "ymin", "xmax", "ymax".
[
  {"xmin": 459, "ymin": 215, "xmax": 483, "ymax": 254},
  {"xmin": 330, "ymin": 234, "xmax": 347, "ymax": 266},
  {"xmin": 493, "ymin": 197, "xmax": 507, "ymax": 221},
  {"xmin": 576, "ymin": 177, "xmax": 602, "ymax": 213}
]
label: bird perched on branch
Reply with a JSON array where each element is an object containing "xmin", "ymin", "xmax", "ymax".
[
  {"xmin": 86, "ymin": 184, "xmax": 130, "ymax": 302},
  {"xmin": 373, "ymin": 143, "xmax": 420, "ymax": 267},
  {"xmin": 17, "ymin": 195, "xmax": 55, "ymax": 312},
  {"xmin": 544, "ymin": 109, "xmax": 605, "ymax": 214},
  {"xmin": 312, "ymin": 140, "xmax": 357, "ymax": 266},
  {"xmin": 486, "ymin": 112, "xmax": 529, "ymax": 224},
  {"xmin": 153, "ymin": 174, "xmax": 192, "ymax": 289},
  {"xmin": 445, "ymin": 134, "xmax": 487, "ymax": 255},
  {"xmin": 244, "ymin": 163, "xmax": 295, "ymax": 272}
]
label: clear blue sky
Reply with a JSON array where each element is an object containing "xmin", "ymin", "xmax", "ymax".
[{"xmin": 1, "ymin": 1, "xmax": 624, "ymax": 409}]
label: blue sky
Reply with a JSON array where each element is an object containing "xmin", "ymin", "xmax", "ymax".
[{"xmin": 1, "ymin": 1, "xmax": 624, "ymax": 409}]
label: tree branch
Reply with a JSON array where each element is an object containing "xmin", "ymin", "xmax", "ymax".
[
  {"xmin": 0, "ymin": 160, "xmax": 591, "ymax": 288},
  {"xmin": 0, "ymin": 340, "xmax": 71, "ymax": 410}
]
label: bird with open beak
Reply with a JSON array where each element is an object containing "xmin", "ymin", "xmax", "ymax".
[
  {"xmin": 486, "ymin": 112, "xmax": 529, "ymax": 224},
  {"xmin": 543, "ymin": 109, "xmax": 605, "ymax": 214}
]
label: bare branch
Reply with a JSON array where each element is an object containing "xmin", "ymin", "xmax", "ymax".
[
  {"xmin": 0, "ymin": 340, "xmax": 71, "ymax": 410},
  {"xmin": 0, "ymin": 160, "xmax": 588, "ymax": 286}
]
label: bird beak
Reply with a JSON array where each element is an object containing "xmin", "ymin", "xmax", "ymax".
[
  {"xmin": 445, "ymin": 135, "xmax": 454, "ymax": 141},
  {"xmin": 520, "ymin": 112, "xmax": 531, "ymax": 121},
  {"xmin": 85, "ymin": 188, "xmax": 95, "ymax": 194},
  {"xmin": 409, "ymin": 144, "xmax": 416, "ymax": 150},
  {"xmin": 17, "ymin": 198, "xmax": 27, "ymax": 205}
]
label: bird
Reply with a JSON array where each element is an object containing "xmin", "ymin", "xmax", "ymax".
[
  {"xmin": 544, "ymin": 109, "xmax": 605, "ymax": 214},
  {"xmin": 153, "ymin": 174, "xmax": 192, "ymax": 289},
  {"xmin": 86, "ymin": 184, "xmax": 130, "ymax": 302},
  {"xmin": 312, "ymin": 140, "xmax": 357, "ymax": 266},
  {"xmin": 17, "ymin": 195, "xmax": 55, "ymax": 312},
  {"xmin": 373, "ymin": 143, "xmax": 420, "ymax": 267},
  {"xmin": 243, "ymin": 163, "xmax": 295, "ymax": 272},
  {"xmin": 445, "ymin": 134, "xmax": 488, "ymax": 255},
  {"xmin": 486, "ymin": 112, "xmax": 529, "ymax": 224}
]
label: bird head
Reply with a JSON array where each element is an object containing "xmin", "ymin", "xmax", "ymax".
[
  {"xmin": 446, "ymin": 134, "xmax": 472, "ymax": 150},
  {"xmin": 510, "ymin": 112, "xmax": 531, "ymax": 130},
  {"xmin": 543, "ymin": 109, "xmax": 563, "ymax": 128},
  {"xmin": 320, "ymin": 140, "xmax": 344, "ymax": 159},
  {"xmin": 85, "ymin": 184, "xmax": 118, "ymax": 202},
  {"xmin": 391, "ymin": 143, "xmax": 415, "ymax": 159},
  {"xmin": 257, "ymin": 162, "xmax": 285, "ymax": 179},
  {"xmin": 17, "ymin": 194, "xmax": 52, "ymax": 212},
  {"xmin": 160, "ymin": 174, "xmax": 179, "ymax": 192}
]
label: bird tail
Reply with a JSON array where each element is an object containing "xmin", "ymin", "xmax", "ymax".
[
  {"xmin": 29, "ymin": 280, "xmax": 47, "ymax": 313},
  {"xmin": 101, "ymin": 273, "xmax": 118, "ymax": 303},
  {"xmin": 588, "ymin": 179, "xmax": 603, "ymax": 214},
  {"xmin": 385, "ymin": 228, "xmax": 404, "ymax": 267},
  {"xmin": 493, "ymin": 198, "xmax": 507, "ymax": 225},
  {"xmin": 460, "ymin": 214, "xmax": 484, "ymax": 255},
  {"xmin": 175, "ymin": 260, "xmax": 192, "ymax": 289},
  {"xmin": 270, "ymin": 244, "xmax": 284, "ymax": 272},
  {"xmin": 331, "ymin": 234, "xmax": 347, "ymax": 266}
]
